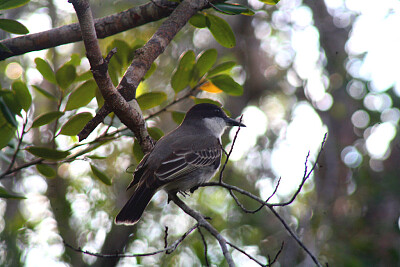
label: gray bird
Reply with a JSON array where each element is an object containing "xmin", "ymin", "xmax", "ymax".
[{"xmin": 115, "ymin": 103, "xmax": 245, "ymax": 225}]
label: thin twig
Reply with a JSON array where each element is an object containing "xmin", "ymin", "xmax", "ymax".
[
  {"xmin": 227, "ymin": 241, "xmax": 266, "ymax": 266},
  {"xmin": 218, "ymin": 115, "xmax": 243, "ymax": 183},
  {"xmin": 64, "ymin": 223, "xmax": 198, "ymax": 258},
  {"xmin": 197, "ymin": 227, "xmax": 210, "ymax": 267}
]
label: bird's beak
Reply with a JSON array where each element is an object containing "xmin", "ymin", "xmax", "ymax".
[{"xmin": 225, "ymin": 117, "xmax": 246, "ymax": 127}]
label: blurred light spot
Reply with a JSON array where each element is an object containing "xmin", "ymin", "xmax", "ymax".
[
  {"xmin": 254, "ymin": 20, "xmax": 271, "ymax": 40},
  {"xmin": 369, "ymin": 158, "xmax": 384, "ymax": 172},
  {"xmin": 228, "ymin": 106, "xmax": 268, "ymax": 161},
  {"xmin": 315, "ymin": 93, "xmax": 333, "ymax": 111},
  {"xmin": 333, "ymin": 11, "xmax": 352, "ymax": 28},
  {"xmin": 351, "ymin": 109, "xmax": 370, "ymax": 128},
  {"xmin": 381, "ymin": 108, "xmax": 400, "ymax": 124},
  {"xmin": 291, "ymin": 5, "xmax": 313, "ymax": 28},
  {"xmin": 346, "ymin": 79, "xmax": 366, "ymax": 99},
  {"xmin": 22, "ymin": 175, "xmax": 48, "ymax": 194},
  {"xmin": 193, "ymin": 28, "xmax": 213, "ymax": 49},
  {"xmin": 341, "ymin": 146, "xmax": 362, "ymax": 168},
  {"xmin": 366, "ymin": 122, "xmax": 396, "ymax": 159},
  {"xmin": 287, "ymin": 68, "xmax": 302, "ymax": 87},
  {"xmin": 363, "ymin": 93, "xmax": 392, "ymax": 112},
  {"xmin": 5, "ymin": 62, "xmax": 23, "ymax": 79}
]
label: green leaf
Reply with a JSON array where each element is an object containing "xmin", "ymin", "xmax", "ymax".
[
  {"xmin": 64, "ymin": 80, "xmax": 97, "ymax": 111},
  {"xmin": 36, "ymin": 164, "xmax": 56, "ymax": 178},
  {"xmin": 148, "ymin": 127, "xmax": 164, "ymax": 141},
  {"xmin": 1, "ymin": 90, "xmax": 21, "ymax": 117},
  {"xmin": 86, "ymin": 155, "xmax": 107, "ymax": 159},
  {"xmin": 75, "ymin": 70, "xmax": 93, "ymax": 82},
  {"xmin": 0, "ymin": 186, "xmax": 26, "ymax": 199},
  {"xmin": 90, "ymin": 164, "xmax": 112, "ymax": 185},
  {"xmin": 26, "ymin": 146, "xmax": 70, "ymax": 160},
  {"xmin": 68, "ymin": 53, "xmax": 81, "ymax": 66},
  {"xmin": 0, "ymin": 96, "xmax": 17, "ymax": 127},
  {"xmin": 35, "ymin": 58, "xmax": 56, "ymax": 84},
  {"xmin": 95, "ymin": 87, "xmax": 104, "ymax": 108},
  {"xmin": 193, "ymin": 98, "xmax": 222, "ymax": 106},
  {"xmin": 32, "ymin": 85, "xmax": 58, "ymax": 101},
  {"xmin": 206, "ymin": 14, "xmax": 236, "ymax": 48},
  {"xmin": 207, "ymin": 61, "xmax": 236, "ymax": 77},
  {"xmin": 137, "ymin": 92, "xmax": 167, "ymax": 110},
  {"xmin": 171, "ymin": 50, "xmax": 196, "ymax": 93},
  {"xmin": 171, "ymin": 111, "xmax": 185, "ymax": 125},
  {"xmin": 259, "ymin": 0, "xmax": 280, "ymax": 5},
  {"xmin": 59, "ymin": 112, "xmax": 93, "ymax": 136},
  {"xmin": 0, "ymin": 99, "xmax": 16, "ymax": 149},
  {"xmin": 213, "ymin": 3, "xmax": 255, "ymax": 16},
  {"xmin": 32, "ymin": 111, "xmax": 64, "ymax": 128},
  {"xmin": 108, "ymin": 39, "xmax": 131, "ymax": 67},
  {"xmin": 12, "ymin": 81, "xmax": 31, "ymax": 111},
  {"xmin": 209, "ymin": 74, "xmax": 243, "ymax": 96},
  {"xmin": 0, "ymin": 19, "xmax": 29, "ymax": 34},
  {"xmin": 56, "ymin": 64, "xmax": 76, "ymax": 90},
  {"xmin": 133, "ymin": 139, "xmax": 144, "ymax": 163},
  {"xmin": 144, "ymin": 62, "xmax": 157, "ymax": 80},
  {"xmin": 189, "ymin": 13, "xmax": 207, "ymax": 28},
  {"xmin": 195, "ymin": 49, "xmax": 218, "ymax": 79},
  {"xmin": 0, "ymin": 0, "xmax": 30, "ymax": 10}
]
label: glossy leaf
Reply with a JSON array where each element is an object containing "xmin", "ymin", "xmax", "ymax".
[
  {"xmin": 148, "ymin": 127, "xmax": 164, "ymax": 141},
  {"xmin": 1, "ymin": 90, "xmax": 21, "ymax": 117},
  {"xmin": 171, "ymin": 111, "xmax": 185, "ymax": 125},
  {"xmin": 59, "ymin": 112, "xmax": 93, "ymax": 136},
  {"xmin": 56, "ymin": 64, "xmax": 76, "ymax": 90},
  {"xmin": 36, "ymin": 164, "xmax": 56, "ymax": 178},
  {"xmin": 199, "ymin": 81, "xmax": 223, "ymax": 93},
  {"xmin": 64, "ymin": 80, "xmax": 97, "ymax": 111},
  {"xmin": 209, "ymin": 75, "xmax": 243, "ymax": 96},
  {"xmin": 195, "ymin": 49, "xmax": 218, "ymax": 79},
  {"xmin": 171, "ymin": 50, "xmax": 196, "ymax": 93},
  {"xmin": 90, "ymin": 164, "xmax": 112, "ymax": 185},
  {"xmin": 32, "ymin": 85, "xmax": 58, "ymax": 101},
  {"xmin": 0, "ymin": 19, "xmax": 28, "ymax": 34},
  {"xmin": 137, "ymin": 92, "xmax": 167, "ymax": 110},
  {"xmin": 0, "ymin": 0, "xmax": 30, "ymax": 10},
  {"xmin": 12, "ymin": 81, "xmax": 31, "ymax": 111},
  {"xmin": 0, "ymin": 97, "xmax": 17, "ymax": 128},
  {"xmin": 35, "ymin": 58, "xmax": 56, "ymax": 84},
  {"xmin": 189, "ymin": 13, "xmax": 207, "ymax": 28},
  {"xmin": 206, "ymin": 14, "xmax": 236, "ymax": 48},
  {"xmin": 0, "ymin": 99, "xmax": 16, "ymax": 149},
  {"xmin": 32, "ymin": 111, "xmax": 64, "ymax": 128},
  {"xmin": 68, "ymin": 53, "xmax": 81, "ymax": 66},
  {"xmin": 0, "ymin": 187, "xmax": 26, "ymax": 199},
  {"xmin": 207, "ymin": 61, "xmax": 236, "ymax": 77},
  {"xmin": 259, "ymin": 0, "xmax": 280, "ymax": 5},
  {"xmin": 26, "ymin": 146, "xmax": 70, "ymax": 160},
  {"xmin": 213, "ymin": 3, "xmax": 255, "ymax": 16}
]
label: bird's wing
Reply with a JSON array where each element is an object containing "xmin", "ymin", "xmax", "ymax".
[
  {"xmin": 126, "ymin": 151, "xmax": 152, "ymax": 190},
  {"xmin": 155, "ymin": 137, "xmax": 221, "ymax": 181}
]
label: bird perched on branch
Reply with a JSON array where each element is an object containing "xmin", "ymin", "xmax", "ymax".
[{"xmin": 115, "ymin": 103, "xmax": 245, "ymax": 225}]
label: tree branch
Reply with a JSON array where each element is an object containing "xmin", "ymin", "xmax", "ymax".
[
  {"xmin": 168, "ymin": 193, "xmax": 235, "ymax": 267},
  {"xmin": 0, "ymin": 0, "xmax": 178, "ymax": 60},
  {"xmin": 70, "ymin": 0, "xmax": 154, "ymax": 153},
  {"xmin": 78, "ymin": 0, "xmax": 212, "ymax": 142}
]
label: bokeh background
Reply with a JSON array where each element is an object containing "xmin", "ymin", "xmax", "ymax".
[{"xmin": 1, "ymin": 0, "xmax": 400, "ymax": 266}]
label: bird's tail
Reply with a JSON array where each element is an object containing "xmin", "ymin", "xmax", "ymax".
[{"xmin": 115, "ymin": 183, "xmax": 157, "ymax": 225}]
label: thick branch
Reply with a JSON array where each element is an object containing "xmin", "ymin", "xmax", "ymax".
[
  {"xmin": 0, "ymin": 0, "xmax": 178, "ymax": 60},
  {"xmin": 71, "ymin": 0, "xmax": 154, "ymax": 153},
  {"xmin": 78, "ymin": 0, "xmax": 212, "ymax": 141}
]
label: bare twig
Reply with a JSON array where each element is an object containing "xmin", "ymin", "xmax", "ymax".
[
  {"xmin": 218, "ymin": 115, "xmax": 243, "ymax": 183},
  {"xmin": 197, "ymin": 227, "xmax": 210, "ymax": 267},
  {"xmin": 227, "ymin": 241, "xmax": 266, "ymax": 266},
  {"xmin": 64, "ymin": 223, "xmax": 198, "ymax": 258},
  {"xmin": 267, "ymin": 241, "xmax": 284, "ymax": 267},
  {"xmin": 169, "ymin": 193, "xmax": 235, "ymax": 267}
]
